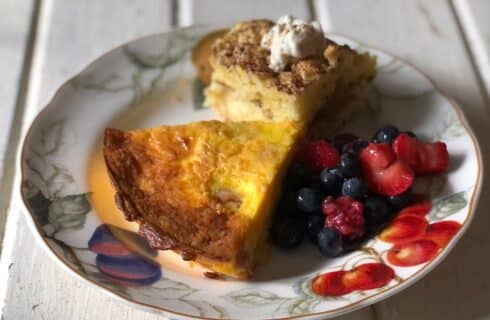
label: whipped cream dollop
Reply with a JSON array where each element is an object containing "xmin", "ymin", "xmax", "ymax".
[{"xmin": 261, "ymin": 15, "xmax": 326, "ymax": 72}]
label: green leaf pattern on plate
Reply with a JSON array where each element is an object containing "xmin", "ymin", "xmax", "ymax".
[
  {"xmin": 223, "ymin": 277, "xmax": 340, "ymax": 316},
  {"xmin": 435, "ymin": 109, "xmax": 465, "ymax": 141},
  {"xmin": 223, "ymin": 287, "xmax": 318, "ymax": 316},
  {"xmin": 151, "ymin": 278, "xmax": 197, "ymax": 299},
  {"xmin": 48, "ymin": 194, "xmax": 91, "ymax": 232},
  {"xmin": 23, "ymin": 118, "xmax": 90, "ymax": 238},
  {"xmin": 429, "ymin": 190, "xmax": 468, "ymax": 222},
  {"xmin": 223, "ymin": 288, "xmax": 286, "ymax": 306},
  {"xmin": 72, "ymin": 26, "xmax": 201, "ymax": 104},
  {"xmin": 126, "ymin": 278, "xmax": 227, "ymax": 318},
  {"xmin": 71, "ymin": 73, "xmax": 132, "ymax": 92}
]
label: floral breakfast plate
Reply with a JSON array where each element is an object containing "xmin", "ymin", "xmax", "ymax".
[{"xmin": 20, "ymin": 26, "xmax": 482, "ymax": 320}]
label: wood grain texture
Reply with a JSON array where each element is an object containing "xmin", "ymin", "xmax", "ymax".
[
  {"xmin": 453, "ymin": 0, "xmax": 490, "ymax": 96},
  {"xmin": 314, "ymin": 0, "xmax": 490, "ymax": 319},
  {"xmin": 2, "ymin": 1, "xmax": 173, "ymax": 319},
  {"xmin": 0, "ymin": 0, "xmax": 35, "ymax": 241},
  {"xmin": 0, "ymin": 0, "xmax": 33, "ymax": 177},
  {"xmin": 0, "ymin": 0, "xmax": 35, "ymax": 314},
  {"xmin": 180, "ymin": 0, "xmax": 311, "ymax": 26}
]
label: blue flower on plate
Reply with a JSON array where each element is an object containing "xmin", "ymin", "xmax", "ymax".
[{"xmin": 88, "ymin": 224, "xmax": 162, "ymax": 286}]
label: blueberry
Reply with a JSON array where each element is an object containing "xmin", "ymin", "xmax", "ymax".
[
  {"xmin": 306, "ymin": 215, "xmax": 325, "ymax": 242},
  {"xmin": 364, "ymin": 196, "xmax": 392, "ymax": 225},
  {"xmin": 373, "ymin": 125, "xmax": 400, "ymax": 144},
  {"xmin": 320, "ymin": 169, "xmax": 343, "ymax": 195},
  {"xmin": 276, "ymin": 191, "xmax": 302, "ymax": 217},
  {"xmin": 296, "ymin": 188, "xmax": 323, "ymax": 213},
  {"xmin": 317, "ymin": 228, "xmax": 343, "ymax": 257},
  {"xmin": 339, "ymin": 153, "xmax": 361, "ymax": 178},
  {"xmin": 388, "ymin": 189, "xmax": 413, "ymax": 211},
  {"xmin": 342, "ymin": 139, "xmax": 369, "ymax": 155},
  {"xmin": 287, "ymin": 163, "xmax": 311, "ymax": 190},
  {"xmin": 328, "ymin": 167, "xmax": 345, "ymax": 180},
  {"xmin": 341, "ymin": 177, "xmax": 368, "ymax": 200},
  {"xmin": 271, "ymin": 216, "xmax": 305, "ymax": 249}
]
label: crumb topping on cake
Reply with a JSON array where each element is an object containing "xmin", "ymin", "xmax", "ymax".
[{"xmin": 212, "ymin": 19, "xmax": 336, "ymax": 94}]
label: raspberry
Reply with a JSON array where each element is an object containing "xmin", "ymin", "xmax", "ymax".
[
  {"xmin": 322, "ymin": 196, "xmax": 340, "ymax": 216},
  {"xmin": 295, "ymin": 140, "xmax": 340, "ymax": 173},
  {"xmin": 323, "ymin": 196, "xmax": 365, "ymax": 239}
]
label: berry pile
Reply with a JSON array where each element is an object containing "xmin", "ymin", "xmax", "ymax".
[{"xmin": 270, "ymin": 125, "xmax": 450, "ymax": 257}]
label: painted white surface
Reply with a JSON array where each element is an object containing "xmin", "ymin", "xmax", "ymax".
[
  {"xmin": 2, "ymin": 0, "xmax": 490, "ymax": 319},
  {"xmin": 181, "ymin": 0, "xmax": 311, "ymax": 26},
  {"xmin": 0, "ymin": 0, "xmax": 35, "ymax": 314},
  {"xmin": 453, "ymin": 0, "xmax": 490, "ymax": 97},
  {"xmin": 0, "ymin": 0, "xmax": 34, "ymax": 238}
]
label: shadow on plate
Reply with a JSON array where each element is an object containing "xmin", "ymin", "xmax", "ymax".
[{"xmin": 252, "ymin": 243, "xmax": 326, "ymax": 282}]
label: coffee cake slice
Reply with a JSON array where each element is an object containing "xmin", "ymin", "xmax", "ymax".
[{"xmin": 201, "ymin": 19, "xmax": 376, "ymax": 124}]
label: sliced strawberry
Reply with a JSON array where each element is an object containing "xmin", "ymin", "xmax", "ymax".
[
  {"xmin": 391, "ymin": 133, "xmax": 419, "ymax": 169},
  {"xmin": 360, "ymin": 143, "xmax": 415, "ymax": 196},
  {"xmin": 420, "ymin": 142, "xmax": 449, "ymax": 174},
  {"xmin": 295, "ymin": 140, "xmax": 340, "ymax": 173},
  {"xmin": 359, "ymin": 143, "xmax": 395, "ymax": 171},
  {"xmin": 392, "ymin": 133, "xmax": 449, "ymax": 175},
  {"xmin": 312, "ymin": 271, "xmax": 351, "ymax": 296},
  {"xmin": 364, "ymin": 160, "xmax": 415, "ymax": 196},
  {"xmin": 387, "ymin": 239, "xmax": 439, "ymax": 267},
  {"xmin": 422, "ymin": 220, "xmax": 461, "ymax": 247}
]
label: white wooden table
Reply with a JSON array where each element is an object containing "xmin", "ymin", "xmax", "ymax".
[{"xmin": 1, "ymin": 1, "xmax": 489, "ymax": 319}]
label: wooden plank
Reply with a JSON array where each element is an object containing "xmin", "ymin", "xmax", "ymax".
[
  {"xmin": 0, "ymin": 0, "xmax": 33, "ymax": 181},
  {"xmin": 180, "ymin": 0, "xmax": 311, "ymax": 26},
  {"xmin": 1, "ymin": 0, "xmax": 174, "ymax": 319},
  {"xmin": 0, "ymin": 0, "xmax": 35, "ymax": 238},
  {"xmin": 0, "ymin": 0, "xmax": 35, "ymax": 315},
  {"xmin": 453, "ymin": 0, "xmax": 490, "ymax": 96},
  {"xmin": 315, "ymin": 0, "xmax": 490, "ymax": 319}
]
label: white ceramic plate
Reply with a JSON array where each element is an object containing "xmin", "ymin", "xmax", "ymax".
[{"xmin": 20, "ymin": 26, "xmax": 482, "ymax": 320}]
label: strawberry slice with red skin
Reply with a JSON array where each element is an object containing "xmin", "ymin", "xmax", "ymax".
[
  {"xmin": 422, "ymin": 220, "xmax": 461, "ymax": 247},
  {"xmin": 312, "ymin": 271, "xmax": 352, "ymax": 296},
  {"xmin": 295, "ymin": 140, "xmax": 340, "ymax": 173},
  {"xmin": 387, "ymin": 239, "xmax": 440, "ymax": 266},
  {"xmin": 364, "ymin": 160, "xmax": 415, "ymax": 196},
  {"xmin": 392, "ymin": 133, "xmax": 449, "ymax": 175},
  {"xmin": 360, "ymin": 143, "xmax": 415, "ymax": 196},
  {"xmin": 358, "ymin": 143, "xmax": 395, "ymax": 171}
]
